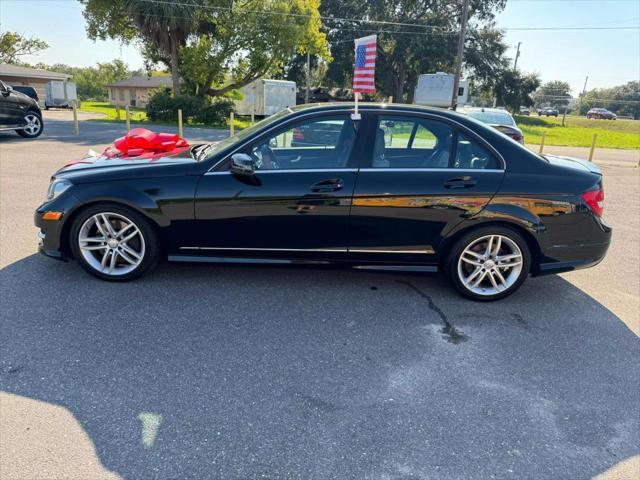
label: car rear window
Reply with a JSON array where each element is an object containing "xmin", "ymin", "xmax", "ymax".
[{"xmin": 466, "ymin": 111, "xmax": 516, "ymax": 126}]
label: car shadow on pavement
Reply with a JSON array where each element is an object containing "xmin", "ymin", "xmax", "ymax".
[{"xmin": 1, "ymin": 255, "xmax": 639, "ymax": 479}]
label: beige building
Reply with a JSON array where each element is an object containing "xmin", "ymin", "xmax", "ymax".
[
  {"xmin": 106, "ymin": 76, "xmax": 173, "ymax": 108},
  {"xmin": 0, "ymin": 64, "xmax": 71, "ymax": 107}
]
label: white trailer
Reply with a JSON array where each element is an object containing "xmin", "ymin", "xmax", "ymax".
[
  {"xmin": 413, "ymin": 73, "xmax": 468, "ymax": 108},
  {"xmin": 235, "ymin": 79, "xmax": 296, "ymax": 117},
  {"xmin": 45, "ymin": 80, "xmax": 78, "ymax": 109}
]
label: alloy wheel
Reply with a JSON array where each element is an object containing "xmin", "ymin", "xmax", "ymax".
[
  {"xmin": 77, "ymin": 212, "xmax": 145, "ymax": 276},
  {"xmin": 457, "ymin": 234, "xmax": 523, "ymax": 296},
  {"xmin": 23, "ymin": 113, "xmax": 42, "ymax": 136}
]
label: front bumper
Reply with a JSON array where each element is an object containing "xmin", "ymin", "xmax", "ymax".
[{"xmin": 35, "ymin": 210, "xmax": 68, "ymax": 260}]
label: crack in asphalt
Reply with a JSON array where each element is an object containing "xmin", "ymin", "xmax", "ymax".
[{"xmin": 396, "ymin": 280, "xmax": 469, "ymax": 344}]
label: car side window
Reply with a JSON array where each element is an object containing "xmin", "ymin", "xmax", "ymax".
[
  {"xmin": 248, "ymin": 115, "xmax": 356, "ymax": 170},
  {"xmin": 372, "ymin": 116, "xmax": 453, "ymax": 168},
  {"xmin": 454, "ymin": 132, "xmax": 499, "ymax": 170}
]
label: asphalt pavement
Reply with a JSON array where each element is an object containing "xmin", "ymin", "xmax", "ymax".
[{"xmin": 1, "ymin": 116, "xmax": 639, "ymax": 480}]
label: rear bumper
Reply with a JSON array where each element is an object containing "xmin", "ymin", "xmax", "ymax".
[{"xmin": 534, "ymin": 218, "xmax": 612, "ymax": 276}]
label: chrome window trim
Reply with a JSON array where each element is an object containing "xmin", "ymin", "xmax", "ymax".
[
  {"xmin": 206, "ymin": 106, "xmax": 507, "ymax": 172},
  {"xmin": 205, "ymin": 168, "xmax": 358, "ymax": 176},
  {"xmin": 357, "ymin": 168, "xmax": 505, "ymax": 173}
]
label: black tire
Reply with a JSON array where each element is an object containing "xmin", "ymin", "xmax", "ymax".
[
  {"xmin": 69, "ymin": 203, "xmax": 161, "ymax": 281},
  {"xmin": 445, "ymin": 225, "xmax": 531, "ymax": 301},
  {"xmin": 16, "ymin": 111, "xmax": 43, "ymax": 138}
]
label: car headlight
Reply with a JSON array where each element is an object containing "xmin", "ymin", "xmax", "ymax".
[{"xmin": 46, "ymin": 179, "xmax": 72, "ymax": 201}]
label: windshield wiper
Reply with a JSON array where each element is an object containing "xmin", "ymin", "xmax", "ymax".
[{"xmin": 193, "ymin": 143, "xmax": 213, "ymax": 161}]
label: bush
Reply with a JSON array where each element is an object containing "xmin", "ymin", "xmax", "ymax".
[
  {"xmin": 193, "ymin": 98, "xmax": 235, "ymax": 126},
  {"xmin": 146, "ymin": 89, "xmax": 235, "ymax": 127}
]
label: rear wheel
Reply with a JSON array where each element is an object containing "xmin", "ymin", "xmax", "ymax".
[
  {"xmin": 16, "ymin": 112, "xmax": 43, "ymax": 138},
  {"xmin": 446, "ymin": 226, "xmax": 531, "ymax": 301},
  {"xmin": 69, "ymin": 204, "xmax": 160, "ymax": 281}
]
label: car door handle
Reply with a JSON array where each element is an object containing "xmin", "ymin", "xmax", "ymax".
[
  {"xmin": 311, "ymin": 178, "xmax": 344, "ymax": 193},
  {"xmin": 444, "ymin": 176, "xmax": 476, "ymax": 189}
]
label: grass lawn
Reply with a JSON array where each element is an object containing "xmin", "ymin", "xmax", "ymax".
[
  {"xmin": 78, "ymin": 101, "xmax": 250, "ymax": 131},
  {"xmin": 515, "ymin": 114, "xmax": 640, "ymax": 150},
  {"xmin": 79, "ymin": 101, "xmax": 148, "ymax": 122}
]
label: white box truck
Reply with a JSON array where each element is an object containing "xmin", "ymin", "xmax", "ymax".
[
  {"xmin": 235, "ymin": 79, "xmax": 296, "ymax": 116},
  {"xmin": 413, "ymin": 73, "xmax": 468, "ymax": 108},
  {"xmin": 45, "ymin": 80, "xmax": 78, "ymax": 109}
]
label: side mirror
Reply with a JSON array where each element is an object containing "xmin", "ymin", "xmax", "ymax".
[
  {"xmin": 230, "ymin": 153, "xmax": 255, "ymax": 176},
  {"xmin": 1, "ymin": 85, "xmax": 11, "ymax": 96}
]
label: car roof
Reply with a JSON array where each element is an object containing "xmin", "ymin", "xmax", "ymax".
[{"xmin": 289, "ymin": 102, "xmax": 484, "ymax": 123}]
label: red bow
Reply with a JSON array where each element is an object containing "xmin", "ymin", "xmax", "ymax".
[{"xmin": 103, "ymin": 128, "xmax": 190, "ymax": 159}]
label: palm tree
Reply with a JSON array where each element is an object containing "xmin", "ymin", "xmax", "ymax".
[{"xmin": 126, "ymin": 0, "xmax": 196, "ymax": 95}]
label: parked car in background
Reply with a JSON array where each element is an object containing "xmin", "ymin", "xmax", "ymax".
[
  {"xmin": 458, "ymin": 107, "xmax": 525, "ymax": 144},
  {"xmin": 543, "ymin": 108, "xmax": 559, "ymax": 117},
  {"xmin": 11, "ymin": 85, "xmax": 39, "ymax": 102},
  {"xmin": 35, "ymin": 103, "xmax": 611, "ymax": 301},
  {"xmin": 519, "ymin": 107, "xmax": 531, "ymax": 116},
  {"xmin": 587, "ymin": 108, "xmax": 617, "ymax": 120},
  {"xmin": 0, "ymin": 80, "xmax": 43, "ymax": 138}
]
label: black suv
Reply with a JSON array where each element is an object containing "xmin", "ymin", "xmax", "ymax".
[{"xmin": 0, "ymin": 80, "xmax": 43, "ymax": 138}]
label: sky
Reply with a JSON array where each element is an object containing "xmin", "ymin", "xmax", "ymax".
[{"xmin": 1, "ymin": 0, "xmax": 639, "ymax": 95}]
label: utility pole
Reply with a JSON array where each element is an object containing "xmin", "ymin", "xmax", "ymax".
[
  {"xmin": 451, "ymin": 0, "xmax": 471, "ymax": 110},
  {"xmin": 305, "ymin": 52, "xmax": 311, "ymax": 104},
  {"xmin": 574, "ymin": 75, "xmax": 589, "ymax": 118},
  {"xmin": 513, "ymin": 42, "xmax": 522, "ymax": 70}
]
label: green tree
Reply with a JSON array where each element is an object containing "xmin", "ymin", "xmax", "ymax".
[
  {"xmin": 80, "ymin": 0, "xmax": 196, "ymax": 95},
  {"xmin": 0, "ymin": 31, "xmax": 48, "ymax": 64},
  {"xmin": 492, "ymin": 70, "xmax": 541, "ymax": 111},
  {"xmin": 579, "ymin": 81, "xmax": 639, "ymax": 119},
  {"xmin": 32, "ymin": 59, "xmax": 135, "ymax": 100},
  {"xmin": 178, "ymin": 0, "xmax": 329, "ymax": 98},
  {"xmin": 533, "ymin": 80, "xmax": 572, "ymax": 110},
  {"xmin": 319, "ymin": 0, "xmax": 507, "ymax": 102},
  {"xmin": 79, "ymin": 0, "xmax": 328, "ymax": 99}
]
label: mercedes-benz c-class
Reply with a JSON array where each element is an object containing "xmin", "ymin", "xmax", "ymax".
[{"xmin": 35, "ymin": 103, "xmax": 611, "ymax": 300}]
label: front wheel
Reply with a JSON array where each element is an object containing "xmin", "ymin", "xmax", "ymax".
[
  {"xmin": 69, "ymin": 204, "xmax": 160, "ymax": 281},
  {"xmin": 16, "ymin": 112, "xmax": 43, "ymax": 138},
  {"xmin": 446, "ymin": 226, "xmax": 531, "ymax": 301}
]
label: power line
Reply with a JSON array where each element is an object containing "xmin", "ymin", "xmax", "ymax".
[{"xmin": 133, "ymin": 0, "xmax": 640, "ymax": 32}]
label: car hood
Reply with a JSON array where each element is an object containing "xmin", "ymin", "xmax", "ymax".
[
  {"xmin": 543, "ymin": 154, "xmax": 602, "ymax": 175},
  {"xmin": 56, "ymin": 146, "xmax": 197, "ymax": 175}
]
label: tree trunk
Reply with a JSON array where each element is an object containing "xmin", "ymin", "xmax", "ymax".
[{"xmin": 169, "ymin": 34, "xmax": 180, "ymax": 97}]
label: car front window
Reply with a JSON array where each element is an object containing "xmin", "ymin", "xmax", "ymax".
[{"xmin": 201, "ymin": 108, "xmax": 292, "ymax": 161}]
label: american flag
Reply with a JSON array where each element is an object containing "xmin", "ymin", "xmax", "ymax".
[{"xmin": 353, "ymin": 35, "xmax": 377, "ymax": 93}]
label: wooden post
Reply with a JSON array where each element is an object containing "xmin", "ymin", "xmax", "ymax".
[
  {"xmin": 72, "ymin": 104, "xmax": 79, "ymax": 135},
  {"xmin": 538, "ymin": 130, "xmax": 546, "ymax": 154},
  {"xmin": 230, "ymin": 111, "xmax": 235, "ymax": 137},
  {"xmin": 589, "ymin": 133, "xmax": 597, "ymax": 162},
  {"xmin": 177, "ymin": 109, "xmax": 183, "ymax": 138},
  {"xmin": 115, "ymin": 104, "xmax": 120, "ymax": 121},
  {"xmin": 125, "ymin": 105, "xmax": 130, "ymax": 132}
]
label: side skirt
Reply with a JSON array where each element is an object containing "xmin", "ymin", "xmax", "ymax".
[{"xmin": 167, "ymin": 254, "xmax": 439, "ymax": 273}]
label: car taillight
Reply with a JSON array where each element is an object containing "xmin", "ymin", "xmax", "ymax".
[{"xmin": 581, "ymin": 188, "xmax": 604, "ymax": 217}]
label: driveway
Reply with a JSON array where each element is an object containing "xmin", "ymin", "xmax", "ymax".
[{"xmin": 1, "ymin": 118, "xmax": 639, "ymax": 479}]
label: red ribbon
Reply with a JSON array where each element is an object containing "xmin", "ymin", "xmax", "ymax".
[{"xmin": 103, "ymin": 128, "xmax": 190, "ymax": 159}]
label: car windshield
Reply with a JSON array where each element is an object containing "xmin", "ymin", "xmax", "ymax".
[
  {"xmin": 464, "ymin": 110, "xmax": 516, "ymax": 126},
  {"xmin": 200, "ymin": 108, "xmax": 292, "ymax": 161}
]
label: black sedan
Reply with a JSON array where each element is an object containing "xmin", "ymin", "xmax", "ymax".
[{"xmin": 35, "ymin": 103, "xmax": 611, "ymax": 301}]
